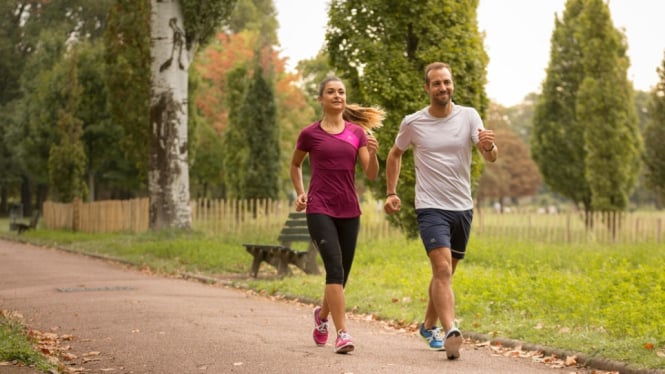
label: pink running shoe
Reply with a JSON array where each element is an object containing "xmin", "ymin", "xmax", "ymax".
[
  {"xmin": 312, "ymin": 306, "xmax": 328, "ymax": 346},
  {"xmin": 334, "ymin": 330, "xmax": 354, "ymax": 354}
]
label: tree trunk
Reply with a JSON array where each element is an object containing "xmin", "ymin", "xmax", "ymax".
[
  {"xmin": 87, "ymin": 170, "xmax": 95, "ymax": 202},
  {"xmin": 149, "ymin": 0, "xmax": 192, "ymax": 229},
  {"xmin": 0, "ymin": 185, "xmax": 7, "ymax": 215},
  {"xmin": 20, "ymin": 175, "xmax": 32, "ymax": 217}
]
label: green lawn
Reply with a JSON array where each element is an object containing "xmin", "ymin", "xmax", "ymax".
[{"xmin": 1, "ymin": 221, "xmax": 664, "ymax": 371}]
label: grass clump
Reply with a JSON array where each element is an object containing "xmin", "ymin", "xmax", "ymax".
[{"xmin": 0, "ymin": 310, "xmax": 57, "ymax": 372}]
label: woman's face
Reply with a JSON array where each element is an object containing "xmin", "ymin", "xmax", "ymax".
[{"xmin": 319, "ymin": 80, "xmax": 346, "ymax": 113}]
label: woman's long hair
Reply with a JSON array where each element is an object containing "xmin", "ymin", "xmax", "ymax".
[{"xmin": 343, "ymin": 104, "xmax": 386, "ymax": 133}]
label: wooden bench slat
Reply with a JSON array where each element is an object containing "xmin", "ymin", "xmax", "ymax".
[
  {"xmin": 242, "ymin": 212, "xmax": 319, "ymax": 278},
  {"xmin": 279, "ymin": 227, "xmax": 310, "ymax": 235},
  {"xmin": 277, "ymin": 234, "xmax": 311, "ymax": 242}
]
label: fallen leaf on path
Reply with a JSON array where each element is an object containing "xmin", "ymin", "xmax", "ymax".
[{"xmin": 61, "ymin": 352, "xmax": 77, "ymax": 361}]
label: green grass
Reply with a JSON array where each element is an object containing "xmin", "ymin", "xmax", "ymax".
[
  {"xmin": 0, "ymin": 310, "xmax": 58, "ymax": 372},
  {"xmin": 2, "ymin": 225, "xmax": 664, "ymax": 370}
]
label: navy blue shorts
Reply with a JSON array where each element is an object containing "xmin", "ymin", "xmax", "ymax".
[{"xmin": 415, "ymin": 208, "xmax": 473, "ymax": 259}]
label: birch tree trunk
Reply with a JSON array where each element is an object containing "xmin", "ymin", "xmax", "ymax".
[{"xmin": 149, "ymin": 0, "xmax": 192, "ymax": 229}]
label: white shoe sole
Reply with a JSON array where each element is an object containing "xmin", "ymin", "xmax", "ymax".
[
  {"xmin": 334, "ymin": 343, "xmax": 354, "ymax": 354},
  {"xmin": 444, "ymin": 334, "xmax": 463, "ymax": 360}
]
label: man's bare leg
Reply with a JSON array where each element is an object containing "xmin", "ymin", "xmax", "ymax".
[{"xmin": 426, "ymin": 247, "xmax": 462, "ymax": 359}]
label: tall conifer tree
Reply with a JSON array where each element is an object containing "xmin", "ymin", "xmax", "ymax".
[
  {"xmin": 576, "ymin": 0, "xmax": 641, "ymax": 212},
  {"xmin": 241, "ymin": 64, "xmax": 280, "ymax": 200},
  {"xmin": 532, "ymin": 0, "xmax": 641, "ymax": 215},
  {"xmin": 532, "ymin": 0, "xmax": 589, "ymax": 210},
  {"xmin": 48, "ymin": 49, "xmax": 88, "ymax": 203},
  {"xmin": 222, "ymin": 66, "xmax": 250, "ymax": 199}
]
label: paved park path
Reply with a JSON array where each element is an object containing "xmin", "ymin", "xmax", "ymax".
[{"xmin": 0, "ymin": 239, "xmax": 612, "ymax": 374}]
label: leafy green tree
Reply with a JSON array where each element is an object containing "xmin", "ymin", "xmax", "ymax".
[
  {"xmin": 228, "ymin": 0, "xmax": 278, "ymax": 46},
  {"xmin": 533, "ymin": 0, "xmax": 641, "ymax": 216},
  {"xmin": 189, "ymin": 121, "xmax": 225, "ymax": 198},
  {"xmin": 221, "ymin": 66, "xmax": 249, "ymax": 200},
  {"xmin": 0, "ymin": 1, "xmax": 24, "ymax": 106},
  {"xmin": 104, "ymin": 0, "xmax": 151, "ymax": 183},
  {"xmin": 326, "ymin": 0, "xmax": 488, "ymax": 237},
  {"xmin": 532, "ymin": 0, "xmax": 588, "ymax": 212},
  {"xmin": 1, "ymin": 0, "xmax": 112, "ymax": 213},
  {"xmin": 241, "ymin": 64, "xmax": 280, "ymax": 200},
  {"xmin": 576, "ymin": 0, "xmax": 641, "ymax": 212},
  {"xmin": 643, "ymin": 51, "xmax": 665, "ymax": 208},
  {"xmin": 189, "ymin": 65, "xmax": 225, "ymax": 198},
  {"xmin": 75, "ymin": 40, "xmax": 141, "ymax": 201},
  {"xmin": 48, "ymin": 49, "xmax": 88, "ymax": 203},
  {"xmin": 6, "ymin": 31, "xmax": 69, "ymax": 210},
  {"xmin": 1, "ymin": 0, "xmax": 110, "ymax": 106}
]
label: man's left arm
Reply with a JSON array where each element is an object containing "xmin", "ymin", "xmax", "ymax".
[{"xmin": 477, "ymin": 129, "xmax": 498, "ymax": 163}]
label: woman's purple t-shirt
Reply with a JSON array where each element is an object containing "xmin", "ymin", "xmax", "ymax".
[{"xmin": 296, "ymin": 121, "xmax": 368, "ymax": 218}]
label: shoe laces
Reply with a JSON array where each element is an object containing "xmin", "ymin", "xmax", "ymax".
[
  {"xmin": 337, "ymin": 330, "xmax": 352, "ymax": 341},
  {"xmin": 316, "ymin": 320, "xmax": 328, "ymax": 333},
  {"xmin": 431, "ymin": 327, "xmax": 443, "ymax": 341}
]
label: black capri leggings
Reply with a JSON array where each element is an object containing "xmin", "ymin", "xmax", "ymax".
[{"xmin": 306, "ymin": 214, "xmax": 360, "ymax": 286}]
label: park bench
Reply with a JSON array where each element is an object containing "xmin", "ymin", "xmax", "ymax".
[
  {"xmin": 243, "ymin": 212, "xmax": 320, "ymax": 277},
  {"xmin": 10, "ymin": 210, "xmax": 40, "ymax": 234}
]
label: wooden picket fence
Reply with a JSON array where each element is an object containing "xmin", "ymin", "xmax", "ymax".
[
  {"xmin": 474, "ymin": 208, "xmax": 664, "ymax": 244},
  {"xmin": 189, "ymin": 198, "xmax": 397, "ymax": 243},
  {"xmin": 41, "ymin": 198, "xmax": 665, "ymax": 244},
  {"xmin": 43, "ymin": 198, "xmax": 149, "ymax": 233}
]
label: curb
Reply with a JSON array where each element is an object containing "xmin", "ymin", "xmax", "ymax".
[{"xmin": 463, "ymin": 332, "xmax": 665, "ymax": 374}]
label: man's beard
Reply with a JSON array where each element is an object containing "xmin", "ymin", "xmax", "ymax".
[{"xmin": 432, "ymin": 92, "xmax": 451, "ymax": 106}]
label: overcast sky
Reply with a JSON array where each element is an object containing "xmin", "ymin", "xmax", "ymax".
[{"xmin": 274, "ymin": 0, "xmax": 665, "ymax": 107}]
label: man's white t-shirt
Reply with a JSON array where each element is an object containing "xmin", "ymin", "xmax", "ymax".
[{"xmin": 394, "ymin": 103, "xmax": 484, "ymax": 211}]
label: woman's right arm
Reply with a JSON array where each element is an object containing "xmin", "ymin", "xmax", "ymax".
[{"xmin": 290, "ymin": 149, "xmax": 308, "ymax": 211}]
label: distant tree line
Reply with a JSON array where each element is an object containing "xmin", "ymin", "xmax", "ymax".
[{"xmin": 1, "ymin": 0, "xmax": 663, "ymax": 236}]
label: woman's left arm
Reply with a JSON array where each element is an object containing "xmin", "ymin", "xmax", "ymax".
[{"xmin": 359, "ymin": 133, "xmax": 379, "ymax": 180}]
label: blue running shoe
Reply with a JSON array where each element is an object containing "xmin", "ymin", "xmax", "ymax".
[
  {"xmin": 444, "ymin": 326, "xmax": 463, "ymax": 360},
  {"xmin": 419, "ymin": 323, "xmax": 444, "ymax": 351}
]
